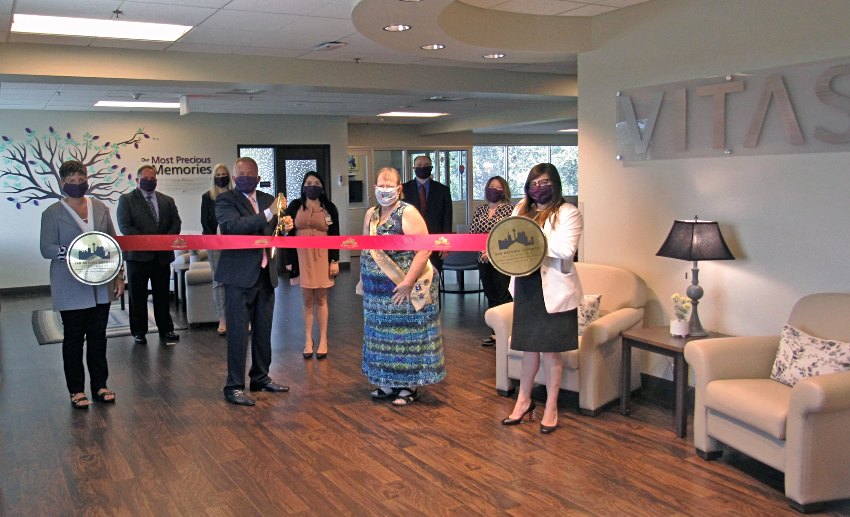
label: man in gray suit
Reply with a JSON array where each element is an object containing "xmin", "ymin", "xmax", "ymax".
[
  {"xmin": 215, "ymin": 157, "xmax": 292, "ymax": 406},
  {"xmin": 117, "ymin": 165, "xmax": 182, "ymax": 346}
]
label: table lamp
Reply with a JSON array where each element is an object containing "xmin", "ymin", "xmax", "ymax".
[{"xmin": 656, "ymin": 216, "xmax": 735, "ymax": 337}]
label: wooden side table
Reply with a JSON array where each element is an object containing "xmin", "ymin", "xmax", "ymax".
[{"xmin": 620, "ymin": 327, "xmax": 727, "ymax": 438}]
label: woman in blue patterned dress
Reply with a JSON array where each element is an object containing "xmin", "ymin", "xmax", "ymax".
[{"xmin": 361, "ymin": 166, "xmax": 445, "ymax": 406}]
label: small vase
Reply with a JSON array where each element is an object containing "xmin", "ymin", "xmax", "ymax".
[{"xmin": 670, "ymin": 320, "xmax": 689, "ymax": 337}]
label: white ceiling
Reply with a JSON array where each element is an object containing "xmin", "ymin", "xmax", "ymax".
[{"xmin": 0, "ymin": 0, "xmax": 649, "ymax": 133}]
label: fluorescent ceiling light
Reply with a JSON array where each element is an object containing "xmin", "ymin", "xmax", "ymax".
[
  {"xmin": 12, "ymin": 14, "xmax": 192, "ymax": 42},
  {"xmin": 383, "ymin": 24, "xmax": 411, "ymax": 32},
  {"xmin": 483, "ymin": 53, "xmax": 505, "ymax": 59},
  {"xmin": 379, "ymin": 111, "xmax": 448, "ymax": 118},
  {"xmin": 558, "ymin": 129, "xmax": 579, "ymax": 133},
  {"xmin": 420, "ymin": 44, "xmax": 445, "ymax": 50},
  {"xmin": 96, "ymin": 101, "xmax": 180, "ymax": 109}
]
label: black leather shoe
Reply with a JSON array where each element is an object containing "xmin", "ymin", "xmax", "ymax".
[
  {"xmin": 160, "ymin": 331, "xmax": 180, "ymax": 342},
  {"xmin": 224, "ymin": 389, "xmax": 255, "ymax": 406},
  {"xmin": 249, "ymin": 381, "xmax": 290, "ymax": 393},
  {"xmin": 133, "ymin": 334, "xmax": 147, "ymax": 345}
]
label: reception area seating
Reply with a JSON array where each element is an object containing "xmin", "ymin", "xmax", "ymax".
[
  {"xmin": 485, "ymin": 262, "xmax": 647, "ymax": 415},
  {"xmin": 685, "ymin": 293, "xmax": 850, "ymax": 513}
]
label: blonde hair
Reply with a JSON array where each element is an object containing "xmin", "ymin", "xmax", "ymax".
[{"xmin": 209, "ymin": 163, "xmax": 231, "ymax": 200}]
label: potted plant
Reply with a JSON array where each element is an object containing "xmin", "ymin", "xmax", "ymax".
[{"xmin": 670, "ymin": 293, "xmax": 691, "ymax": 337}]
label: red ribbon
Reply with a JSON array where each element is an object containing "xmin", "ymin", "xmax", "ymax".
[{"xmin": 115, "ymin": 233, "xmax": 487, "ymax": 252}]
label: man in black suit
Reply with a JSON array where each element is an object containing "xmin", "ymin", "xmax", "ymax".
[
  {"xmin": 215, "ymin": 157, "xmax": 292, "ymax": 406},
  {"xmin": 117, "ymin": 165, "xmax": 182, "ymax": 346},
  {"xmin": 402, "ymin": 154, "xmax": 453, "ymax": 271}
]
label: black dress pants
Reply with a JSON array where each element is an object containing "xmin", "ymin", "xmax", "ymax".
[
  {"xmin": 60, "ymin": 303, "xmax": 110, "ymax": 394},
  {"xmin": 479, "ymin": 261, "xmax": 512, "ymax": 309},
  {"xmin": 224, "ymin": 271, "xmax": 275, "ymax": 391},
  {"xmin": 126, "ymin": 260, "xmax": 173, "ymax": 337}
]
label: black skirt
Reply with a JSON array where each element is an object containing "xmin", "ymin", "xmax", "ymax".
[{"xmin": 511, "ymin": 269, "xmax": 579, "ymax": 353}]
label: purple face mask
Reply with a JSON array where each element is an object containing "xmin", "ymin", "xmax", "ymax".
[
  {"xmin": 303, "ymin": 185, "xmax": 323, "ymax": 200},
  {"xmin": 139, "ymin": 178, "xmax": 157, "ymax": 192},
  {"xmin": 485, "ymin": 187, "xmax": 503, "ymax": 203},
  {"xmin": 234, "ymin": 175, "xmax": 260, "ymax": 194},
  {"xmin": 528, "ymin": 184, "xmax": 554, "ymax": 205},
  {"xmin": 63, "ymin": 181, "xmax": 89, "ymax": 198}
]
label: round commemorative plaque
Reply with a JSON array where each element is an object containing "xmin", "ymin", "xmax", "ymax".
[
  {"xmin": 487, "ymin": 216, "xmax": 547, "ymax": 277},
  {"xmin": 66, "ymin": 231, "xmax": 123, "ymax": 286}
]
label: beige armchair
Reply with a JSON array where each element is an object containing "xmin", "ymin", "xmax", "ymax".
[
  {"xmin": 485, "ymin": 262, "xmax": 646, "ymax": 415},
  {"xmin": 685, "ymin": 293, "xmax": 850, "ymax": 513}
]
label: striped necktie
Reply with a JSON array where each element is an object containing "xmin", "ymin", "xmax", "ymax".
[
  {"xmin": 145, "ymin": 194, "xmax": 158, "ymax": 224},
  {"xmin": 249, "ymin": 194, "xmax": 269, "ymax": 269}
]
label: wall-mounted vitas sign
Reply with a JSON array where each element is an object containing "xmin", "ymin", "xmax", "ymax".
[{"xmin": 616, "ymin": 57, "xmax": 850, "ymax": 161}]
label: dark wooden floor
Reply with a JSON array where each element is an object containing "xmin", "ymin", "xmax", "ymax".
[{"xmin": 1, "ymin": 265, "xmax": 848, "ymax": 516}]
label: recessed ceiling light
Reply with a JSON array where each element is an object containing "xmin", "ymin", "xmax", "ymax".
[
  {"xmin": 420, "ymin": 44, "xmax": 445, "ymax": 50},
  {"xmin": 379, "ymin": 111, "xmax": 448, "ymax": 118},
  {"xmin": 12, "ymin": 14, "xmax": 192, "ymax": 41},
  {"xmin": 558, "ymin": 129, "xmax": 579, "ymax": 133},
  {"xmin": 483, "ymin": 53, "xmax": 506, "ymax": 59},
  {"xmin": 95, "ymin": 101, "xmax": 180, "ymax": 109},
  {"xmin": 383, "ymin": 24, "xmax": 411, "ymax": 32}
]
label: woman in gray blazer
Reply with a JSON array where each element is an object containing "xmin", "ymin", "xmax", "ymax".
[{"xmin": 40, "ymin": 160, "xmax": 125, "ymax": 408}]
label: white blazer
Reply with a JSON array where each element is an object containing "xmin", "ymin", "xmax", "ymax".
[{"xmin": 509, "ymin": 202, "xmax": 583, "ymax": 313}]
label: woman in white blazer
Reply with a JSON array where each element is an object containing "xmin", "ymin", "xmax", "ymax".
[
  {"xmin": 40, "ymin": 160, "xmax": 125, "ymax": 408},
  {"xmin": 501, "ymin": 163, "xmax": 583, "ymax": 434}
]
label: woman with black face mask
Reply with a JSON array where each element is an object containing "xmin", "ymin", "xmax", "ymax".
[
  {"xmin": 500, "ymin": 163, "xmax": 583, "ymax": 435},
  {"xmin": 470, "ymin": 175, "xmax": 514, "ymax": 346},
  {"xmin": 284, "ymin": 171, "xmax": 340, "ymax": 359},
  {"xmin": 201, "ymin": 163, "xmax": 232, "ymax": 335},
  {"xmin": 40, "ymin": 160, "xmax": 125, "ymax": 408}
]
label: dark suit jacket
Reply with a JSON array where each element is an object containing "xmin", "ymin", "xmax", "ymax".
[
  {"xmin": 214, "ymin": 189, "xmax": 279, "ymax": 289},
  {"xmin": 402, "ymin": 178, "xmax": 453, "ymax": 235},
  {"xmin": 117, "ymin": 188, "xmax": 181, "ymax": 264},
  {"xmin": 200, "ymin": 191, "xmax": 219, "ymax": 235}
]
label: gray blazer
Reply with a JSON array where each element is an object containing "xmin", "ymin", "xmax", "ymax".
[{"xmin": 40, "ymin": 199, "xmax": 117, "ymax": 312}]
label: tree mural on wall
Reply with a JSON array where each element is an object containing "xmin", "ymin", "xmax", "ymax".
[{"xmin": 0, "ymin": 126, "xmax": 151, "ymax": 209}]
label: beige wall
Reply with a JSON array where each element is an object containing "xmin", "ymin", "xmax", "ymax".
[
  {"xmin": 1, "ymin": 111, "xmax": 347, "ymax": 289},
  {"xmin": 579, "ymin": 0, "xmax": 850, "ymax": 375}
]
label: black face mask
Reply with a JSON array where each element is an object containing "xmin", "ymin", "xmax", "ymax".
[
  {"xmin": 414, "ymin": 166, "xmax": 432, "ymax": 179},
  {"xmin": 214, "ymin": 176, "xmax": 230, "ymax": 188},
  {"xmin": 303, "ymin": 185, "xmax": 323, "ymax": 200}
]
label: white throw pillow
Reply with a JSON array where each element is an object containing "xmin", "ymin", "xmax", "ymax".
[
  {"xmin": 578, "ymin": 294, "xmax": 602, "ymax": 337},
  {"xmin": 770, "ymin": 324, "xmax": 850, "ymax": 387}
]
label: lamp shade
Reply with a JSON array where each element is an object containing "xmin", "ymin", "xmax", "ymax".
[{"xmin": 656, "ymin": 218, "xmax": 735, "ymax": 261}]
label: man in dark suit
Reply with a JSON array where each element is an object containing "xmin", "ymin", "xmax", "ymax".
[
  {"xmin": 402, "ymin": 154, "xmax": 453, "ymax": 271},
  {"xmin": 215, "ymin": 157, "xmax": 292, "ymax": 406},
  {"xmin": 117, "ymin": 165, "xmax": 182, "ymax": 346}
]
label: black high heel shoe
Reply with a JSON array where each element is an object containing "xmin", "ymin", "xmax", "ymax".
[
  {"xmin": 540, "ymin": 422, "xmax": 558, "ymax": 434},
  {"xmin": 501, "ymin": 401, "xmax": 536, "ymax": 425}
]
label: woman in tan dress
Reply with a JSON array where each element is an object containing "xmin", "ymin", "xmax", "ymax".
[{"xmin": 285, "ymin": 172, "xmax": 340, "ymax": 359}]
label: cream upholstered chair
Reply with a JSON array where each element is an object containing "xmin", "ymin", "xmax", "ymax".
[
  {"xmin": 485, "ymin": 262, "xmax": 646, "ymax": 415},
  {"xmin": 685, "ymin": 293, "xmax": 850, "ymax": 513}
]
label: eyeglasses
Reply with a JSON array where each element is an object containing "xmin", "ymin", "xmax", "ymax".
[{"xmin": 529, "ymin": 178, "xmax": 551, "ymax": 188}]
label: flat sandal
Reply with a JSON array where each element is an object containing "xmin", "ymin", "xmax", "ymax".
[
  {"xmin": 70, "ymin": 393, "xmax": 90, "ymax": 409},
  {"xmin": 94, "ymin": 389, "xmax": 116, "ymax": 403}
]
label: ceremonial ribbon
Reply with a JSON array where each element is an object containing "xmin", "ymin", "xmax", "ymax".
[{"xmin": 115, "ymin": 233, "xmax": 487, "ymax": 252}]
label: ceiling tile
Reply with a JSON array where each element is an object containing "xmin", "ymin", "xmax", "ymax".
[
  {"xmin": 8, "ymin": 32, "xmax": 95, "ymax": 46},
  {"xmin": 178, "ymin": 26, "xmax": 267, "ymax": 46},
  {"xmin": 459, "ymin": 0, "xmax": 511, "ymax": 8},
  {"xmin": 309, "ymin": 0, "xmax": 352, "ymax": 19},
  {"xmin": 123, "ymin": 0, "xmax": 230, "ymax": 7},
  {"xmin": 235, "ymin": 46, "xmax": 306, "ymax": 58},
  {"xmin": 196, "ymin": 9, "xmax": 298, "ymax": 31},
  {"xmin": 494, "ymin": 0, "xmax": 586, "ymax": 16},
  {"xmin": 256, "ymin": 16, "xmax": 356, "ymax": 49},
  {"xmin": 589, "ymin": 0, "xmax": 647, "ymax": 7},
  {"xmin": 167, "ymin": 41, "xmax": 249, "ymax": 54},
  {"xmin": 88, "ymin": 38, "xmax": 171, "ymax": 50},
  {"xmin": 13, "ymin": 0, "xmax": 122, "ymax": 19},
  {"xmin": 113, "ymin": 2, "xmax": 216, "ymax": 25},
  {"xmin": 224, "ymin": 0, "xmax": 335, "ymax": 16}
]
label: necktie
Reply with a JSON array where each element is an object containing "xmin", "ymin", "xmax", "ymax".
[
  {"xmin": 418, "ymin": 183, "xmax": 427, "ymax": 215},
  {"xmin": 145, "ymin": 194, "xmax": 158, "ymax": 224},
  {"xmin": 249, "ymin": 194, "xmax": 269, "ymax": 269}
]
